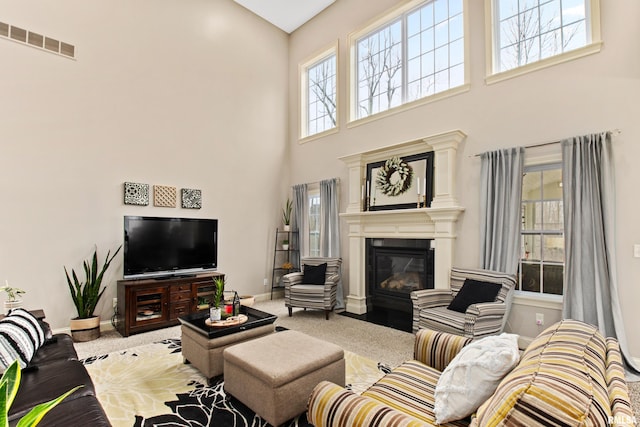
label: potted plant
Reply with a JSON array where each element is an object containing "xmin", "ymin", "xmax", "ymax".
[
  {"xmin": 282, "ymin": 198, "xmax": 292, "ymax": 231},
  {"xmin": 282, "ymin": 239, "xmax": 289, "ymax": 250},
  {"xmin": 209, "ymin": 276, "xmax": 225, "ymax": 321},
  {"xmin": 65, "ymin": 245, "xmax": 121, "ymax": 342},
  {"xmin": 1, "ymin": 360, "xmax": 81, "ymax": 426},
  {"xmin": 0, "ymin": 280, "xmax": 25, "ymax": 314}
]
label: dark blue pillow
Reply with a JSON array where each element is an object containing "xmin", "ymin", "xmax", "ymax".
[
  {"xmin": 447, "ymin": 279, "xmax": 502, "ymax": 313},
  {"xmin": 302, "ymin": 263, "xmax": 327, "ymax": 285}
]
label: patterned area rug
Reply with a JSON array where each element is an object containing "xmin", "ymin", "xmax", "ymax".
[{"xmin": 82, "ymin": 338, "xmax": 388, "ymax": 427}]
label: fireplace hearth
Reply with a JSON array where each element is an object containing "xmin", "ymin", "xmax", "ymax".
[{"xmin": 367, "ymin": 238, "xmax": 434, "ymax": 316}]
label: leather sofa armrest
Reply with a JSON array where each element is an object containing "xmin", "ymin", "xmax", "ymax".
[
  {"xmin": 307, "ymin": 381, "xmax": 425, "ymax": 427},
  {"xmin": 413, "ymin": 329, "xmax": 472, "ymax": 372}
]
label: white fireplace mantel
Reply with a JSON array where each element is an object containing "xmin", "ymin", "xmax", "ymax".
[{"xmin": 339, "ymin": 130, "xmax": 466, "ymax": 315}]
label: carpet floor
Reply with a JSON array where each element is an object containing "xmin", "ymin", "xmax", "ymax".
[{"xmin": 81, "ymin": 337, "xmax": 387, "ymax": 427}]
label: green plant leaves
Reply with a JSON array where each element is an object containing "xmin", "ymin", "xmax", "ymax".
[{"xmin": 65, "ymin": 245, "xmax": 122, "ymax": 319}]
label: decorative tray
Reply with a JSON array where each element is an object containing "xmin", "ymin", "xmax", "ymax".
[{"xmin": 205, "ymin": 314, "xmax": 248, "ymax": 327}]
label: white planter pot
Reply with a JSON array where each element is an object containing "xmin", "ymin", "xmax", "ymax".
[
  {"xmin": 283, "ymin": 224, "xmax": 290, "ymax": 232},
  {"xmin": 209, "ymin": 307, "xmax": 222, "ymax": 321},
  {"xmin": 4, "ymin": 299, "xmax": 23, "ymax": 315},
  {"xmin": 282, "ymin": 244, "xmax": 289, "ymax": 250}
]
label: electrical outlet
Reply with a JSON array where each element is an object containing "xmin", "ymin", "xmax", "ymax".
[
  {"xmin": 535, "ymin": 313, "xmax": 544, "ymax": 326},
  {"xmin": 113, "ymin": 298, "xmax": 118, "ymax": 309},
  {"xmin": 263, "ymin": 278, "xmax": 268, "ymax": 287}
]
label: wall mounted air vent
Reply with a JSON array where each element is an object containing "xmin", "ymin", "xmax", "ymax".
[{"xmin": 0, "ymin": 21, "xmax": 75, "ymax": 59}]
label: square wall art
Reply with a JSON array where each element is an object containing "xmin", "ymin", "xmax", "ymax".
[
  {"xmin": 181, "ymin": 188, "xmax": 202, "ymax": 209},
  {"xmin": 154, "ymin": 185, "xmax": 176, "ymax": 207},
  {"xmin": 124, "ymin": 182, "xmax": 149, "ymax": 206}
]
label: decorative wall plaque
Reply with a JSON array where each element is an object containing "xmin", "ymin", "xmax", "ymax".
[
  {"xmin": 123, "ymin": 182, "xmax": 149, "ymax": 206},
  {"xmin": 181, "ymin": 188, "xmax": 202, "ymax": 209},
  {"xmin": 153, "ymin": 185, "xmax": 176, "ymax": 207}
]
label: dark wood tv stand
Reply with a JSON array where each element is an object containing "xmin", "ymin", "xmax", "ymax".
[{"xmin": 115, "ymin": 272, "xmax": 224, "ymax": 337}]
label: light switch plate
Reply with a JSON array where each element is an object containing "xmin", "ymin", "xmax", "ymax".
[{"xmin": 634, "ymin": 244, "xmax": 640, "ymax": 258}]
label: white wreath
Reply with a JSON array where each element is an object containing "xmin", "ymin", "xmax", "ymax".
[{"xmin": 375, "ymin": 156, "xmax": 413, "ymax": 197}]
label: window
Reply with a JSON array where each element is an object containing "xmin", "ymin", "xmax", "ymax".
[
  {"xmin": 301, "ymin": 46, "xmax": 337, "ymax": 140},
  {"xmin": 308, "ymin": 191, "xmax": 321, "ymax": 257},
  {"xmin": 519, "ymin": 164, "xmax": 564, "ymax": 295},
  {"xmin": 487, "ymin": 0, "xmax": 601, "ymax": 81},
  {"xmin": 351, "ymin": 0, "xmax": 467, "ymax": 122}
]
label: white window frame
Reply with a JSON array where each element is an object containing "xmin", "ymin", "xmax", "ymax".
[
  {"xmin": 484, "ymin": 0, "xmax": 602, "ymax": 84},
  {"xmin": 347, "ymin": 0, "xmax": 470, "ymax": 127},
  {"xmin": 299, "ymin": 42, "xmax": 339, "ymax": 143},
  {"xmin": 307, "ymin": 187, "xmax": 321, "ymax": 257},
  {"xmin": 513, "ymin": 144, "xmax": 563, "ymax": 308}
]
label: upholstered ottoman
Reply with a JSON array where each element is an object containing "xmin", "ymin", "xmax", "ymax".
[
  {"xmin": 223, "ymin": 330, "xmax": 345, "ymax": 426},
  {"xmin": 181, "ymin": 322, "xmax": 275, "ymax": 380}
]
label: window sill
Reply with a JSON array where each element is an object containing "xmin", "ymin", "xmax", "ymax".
[
  {"xmin": 486, "ymin": 41, "xmax": 603, "ymax": 86},
  {"xmin": 347, "ymin": 83, "xmax": 470, "ymax": 129},
  {"xmin": 513, "ymin": 291, "xmax": 563, "ymax": 310},
  {"xmin": 299, "ymin": 126, "xmax": 339, "ymax": 144}
]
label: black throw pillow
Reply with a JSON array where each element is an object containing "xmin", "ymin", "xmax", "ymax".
[
  {"xmin": 447, "ymin": 279, "xmax": 502, "ymax": 313},
  {"xmin": 302, "ymin": 263, "xmax": 328, "ymax": 285}
]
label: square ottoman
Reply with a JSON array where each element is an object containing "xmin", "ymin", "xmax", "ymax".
[
  {"xmin": 223, "ymin": 330, "xmax": 345, "ymax": 426},
  {"xmin": 181, "ymin": 322, "xmax": 275, "ymax": 381}
]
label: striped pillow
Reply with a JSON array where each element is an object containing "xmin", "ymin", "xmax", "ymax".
[{"xmin": 0, "ymin": 308, "xmax": 45, "ymax": 370}]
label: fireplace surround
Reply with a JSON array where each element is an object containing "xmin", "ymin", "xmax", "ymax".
[{"xmin": 340, "ymin": 130, "xmax": 466, "ymax": 317}]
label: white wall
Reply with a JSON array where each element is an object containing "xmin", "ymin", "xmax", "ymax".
[
  {"xmin": 0, "ymin": 0, "xmax": 289, "ymax": 330},
  {"xmin": 288, "ymin": 0, "xmax": 640, "ymax": 355}
]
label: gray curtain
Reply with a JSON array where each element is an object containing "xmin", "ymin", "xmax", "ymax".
[
  {"xmin": 320, "ymin": 178, "xmax": 344, "ymax": 309},
  {"xmin": 291, "ymin": 184, "xmax": 307, "ymax": 268},
  {"xmin": 562, "ymin": 132, "xmax": 639, "ymax": 377},
  {"xmin": 479, "ymin": 147, "xmax": 524, "ymax": 275}
]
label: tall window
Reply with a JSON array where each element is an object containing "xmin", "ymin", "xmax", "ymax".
[
  {"xmin": 488, "ymin": 0, "xmax": 601, "ymax": 79},
  {"xmin": 301, "ymin": 47, "xmax": 337, "ymax": 139},
  {"xmin": 352, "ymin": 0, "xmax": 466, "ymax": 121},
  {"xmin": 519, "ymin": 165, "xmax": 564, "ymax": 295},
  {"xmin": 308, "ymin": 191, "xmax": 321, "ymax": 256}
]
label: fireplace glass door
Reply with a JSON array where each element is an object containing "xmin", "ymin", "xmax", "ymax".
[{"xmin": 367, "ymin": 238, "xmax": 434, "ymax": 313}]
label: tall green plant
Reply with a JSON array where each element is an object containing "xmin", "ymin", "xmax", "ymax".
[
  {"xmin": 65, "ymin": 245, "xmax": 122, "ymax": 319},
  {"xmin": 282, "ymin": 198, "xmax": 292, "ymax": 226},
  {"xmin": 0, "ymin": 360, "xmax": 81, "ymax": 427},
  {"xmin": 211, "ymin": 276, "xmax": 225, "ymax": 309}
]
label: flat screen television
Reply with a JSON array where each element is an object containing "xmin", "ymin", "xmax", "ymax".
[{"xmin": 124, "ymin": 216, "xmax": 218, "ymax": 279}]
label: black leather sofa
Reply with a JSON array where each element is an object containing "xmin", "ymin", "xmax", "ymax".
[{"xmin": 8, "ymin": 320, "xmax": 111, "ymax": 426}]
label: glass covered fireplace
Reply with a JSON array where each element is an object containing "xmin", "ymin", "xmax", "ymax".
[{"xmin": 366, "ymin": 238, "xmax": 434, "ymax": 314}]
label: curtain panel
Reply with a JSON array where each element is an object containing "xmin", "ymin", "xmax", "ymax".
[
  {"xmin": 561, "ymin": 132, "xmax": 639, "ymax": 376},
  {"xmin": 291, "ymin": 184, "xmax": 307, "ymax": 264},
  {"xmin": 479, "ymin": 147, "xmax": 525, "ymax": 275},
  {"xmin": 320, "ymin": 178, "xmax": 344, "ymax": 309}
]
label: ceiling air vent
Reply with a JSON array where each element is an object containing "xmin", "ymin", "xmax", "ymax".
[{"xmin": 0, "ymin": 21, "xmax": 75, "ymax": 59}]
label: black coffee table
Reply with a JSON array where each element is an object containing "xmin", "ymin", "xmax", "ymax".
[{"xmin": 179, "ymin": 306, "xmax": 277, "ymax": 338}]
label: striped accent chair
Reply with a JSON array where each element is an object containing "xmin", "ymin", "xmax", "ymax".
[
  {"xmin": 411, "ymin": 267, "xmax": 516, "ymax": 338},
  {"xmin": 307, "ymin": 320, "xmax": 636, "ymax": 427},
  {"xmin": 283, "ymin": 257, "xmax": 341, "ymax": 320}
]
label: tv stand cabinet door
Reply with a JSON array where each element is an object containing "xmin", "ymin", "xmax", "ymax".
[{"xmin": 126, "ymin": 285, "xmax": 169, "ymax": 335}]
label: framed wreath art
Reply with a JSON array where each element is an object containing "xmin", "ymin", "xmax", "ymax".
[
  {"xmin": 366, "ymin": 152, "xmax": 434, "ymax": 211},
  {"xmin": 375, "ymin": 156, "xmax": 413, "ymax": 197}
]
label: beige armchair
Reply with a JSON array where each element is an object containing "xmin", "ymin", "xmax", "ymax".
[
  {"xmin": 283, "ymin": 257, "xmax": 341, "ymax": 320},
  {"xmin": 411, "ymin": 267, "xmax": 516, "ymax": 338}
]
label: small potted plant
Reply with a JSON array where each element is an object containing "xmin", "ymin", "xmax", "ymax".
[
  {"xmin": 209, "ymin": 276, "xmax": 225, "ymax": 321},
  {"xmin": 282, "ymin": 198, "xmax": 292, "ymax": 231},
  {"xmin": 282, "ymin": 239, "xmax": 289, "ymax": 250},
  {"xmin": 0, "ymin": 280, "xmax": 25, "ymax": 314},
  {"xmin": 65, "ymin": 245, "xmax": 121, "ymax": 342}
]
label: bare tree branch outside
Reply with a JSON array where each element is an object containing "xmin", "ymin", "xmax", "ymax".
[{"xmin": 497, "ymin": 0, "xmax": 587, "ymax": 72}]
